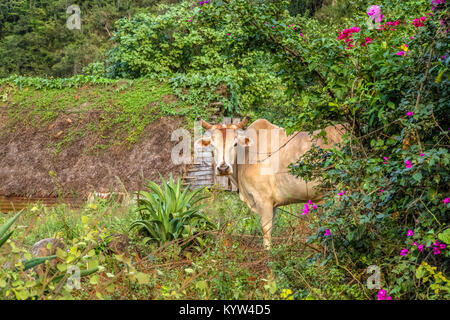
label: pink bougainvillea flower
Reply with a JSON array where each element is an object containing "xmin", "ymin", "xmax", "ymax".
[
  {"xmin": 376, "ymin": 289, "xmax": 386, "ymax": 300},
  {"xmin": 440, "ymin": 244, "xmax": 446, "ymax": 249},
  {"xmin": 361, "ymin": 37, "xmax": 373, "ymax": 47},
  {"xmin": 367, "ymin": 5, "xmax": 381, "ymax": 17},
  {"xmin": 433, "ymin": 247, "xmax": 441, "ymax": 255},
  {"xmin": 412, "ymin": 242, "xmax": 417, "ymax": 246},
  {"xmin": 396, "ymin": 51, "xmax": 406, "ymax": 56},
  {"xmin": 413, "ymin": 18, "xmax": 425, "ymax": 28},
  {"xmin": 189, "ymin": 19, "xmax": 192, "ymax": 22},
  {"xmin": 418, "ymin": 244, "xmax": 424, "ymax": 252},
  {"xmin": 444, "ymin": 198, "xmax": 450, "ymax": 205},
  {"xmin": 367, "ymin": 5, "xmax": 384, "ymax": 23},
  {"xmin": 420, "ymin": 153, "xmax": 424, "ymax": 157},
  {"xmin": 377, "ymin": 289, "xmax": 392, "ymax": 300},
  {"xmin": 406, "ymin": 111, "xmax": 414, "ymax": 116},
  {"xmin": 407, "ymin": 230, "xmax": 414, "ymax": 236},
  {"xmin": 313, "ymin": 204, "xmax": 317, "ymax": 210},
  {"xmin": 400, "ymin": 249, "xmax": 409, "ymax": 256},
  {"xmin": 324, "ymin": 229, "xmax": 331, "ymax": 237},
  {"xmin": 302, "ymin": 203, "xmax": 310, "ymax": 215},
  {"xmin": 383, "ymin": 156, "xmax": 388, "ymax": 164},
  {"xmin": 405, "ymin": 160, "xmax": 412, "ymax": 168}
]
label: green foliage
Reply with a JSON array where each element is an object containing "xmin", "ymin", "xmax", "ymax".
[
  {"xmin": 130, "ymin": 176, "xmax": 215, "ymax": 246},
  {"xmin": 0, "ymin": 211, "xmax": 23, "ymax": 248},
  {"xmin": 289, "ymin": 0, "xmax": 449, "ymax": 300},
  {"xmin": 288, "ymin": 0, "xmax": 325, "ymax": 17},
  {"xmin": 0, "ymin": 78, "xmax": 190, "ymax": 152},
  {"xmin": 0, "ymin": 0, "xmax": 163, "ymax": 78}
]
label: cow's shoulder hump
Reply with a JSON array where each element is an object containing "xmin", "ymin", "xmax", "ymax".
[{"xmin": 247, "ymin": 119, "xmax": 282, "ymax": 131}]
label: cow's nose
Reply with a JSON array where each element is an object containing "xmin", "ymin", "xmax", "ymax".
[{"xmin": 217, "ymin": 163, "xmax": 231, "ymax": 175}]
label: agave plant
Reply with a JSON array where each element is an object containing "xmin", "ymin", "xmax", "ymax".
[
  {"xmin": 130, "ymin": 175, "xmax": 215, "ymax": 246},
  {"xmin": 0, "ymin": 210, "xmax": 23, "ymax": 248}
]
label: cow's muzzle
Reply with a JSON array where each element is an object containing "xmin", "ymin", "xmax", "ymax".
[{"xmin": 216, "ymin": 163, "xmax": 232, "ymax": 175}]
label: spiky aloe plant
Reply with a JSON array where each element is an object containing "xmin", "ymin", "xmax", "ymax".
[
  {"xmin": 130, "ymin": 175, "xmax": 215, "ymax": 246},
  {"xmin": 0, "ymin": 210, "xmax": 24, "ymax": 248}
]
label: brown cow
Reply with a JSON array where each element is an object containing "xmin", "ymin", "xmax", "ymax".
[{"xmin": 195, "ymin": 116, "xmax": 346, "ymax": 249}]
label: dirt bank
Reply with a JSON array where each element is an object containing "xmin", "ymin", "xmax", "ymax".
[{"xmin": 0, "ymin": 114, "xmax": 186, "ymax": 198}]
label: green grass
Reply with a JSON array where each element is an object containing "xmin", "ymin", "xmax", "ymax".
[
  {"xmin": 0, "ymin": 188, "xmax": 367, "ymax": 300},
  {"xmin": 0, "ymin": 78, "xmax": 214, "ymax": 153}
]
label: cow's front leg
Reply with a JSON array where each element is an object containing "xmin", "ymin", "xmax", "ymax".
[{"xmin": 258, "ymin": 204, "xmax": 275, "ymax": 250}]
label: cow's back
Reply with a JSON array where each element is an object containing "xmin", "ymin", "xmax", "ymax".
[{"xmin": 237, "ymin": 120, "xmax": 345, "ymax": 209}]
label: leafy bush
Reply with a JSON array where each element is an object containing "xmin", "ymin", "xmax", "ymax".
[
  {"xmin": 130, "ymin": 176, "xmax": 215, "ymax": 246},
  {"xmin": 0, "ymin": 210, "xmax": 101, "ymax": 300},
  {"xmin": 289, "ymin": 0, "xmax": 449, "ymax": 299}
]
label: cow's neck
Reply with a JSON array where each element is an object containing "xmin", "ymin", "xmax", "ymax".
[{"xmin": 229, "ymin": 162, "xmax": 239, "ymax": 189}]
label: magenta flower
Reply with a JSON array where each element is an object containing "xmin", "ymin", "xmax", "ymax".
[
  {"xmin": 377, "ymin": 289, "xmax": 392, "ymax": 300},
  {"xmin": 433, "ymin": 247, "xmax": 441, "ymax": 255},
  {"xmin": 383, "ymin": 156, "xmax": 388, "ymax": 164},
  {"xmin": 413, "ymin": 18, "xmax": 425, "ymax": 28},
  {"xmin": 367, "ymin": 5, "xmax": 381, "ymax": 17},
  {"xmin": 313, "ymin": 204, "xmax": 317, "ymax": 210},
  {"xmin": 407, "ymin": 230, "xmax": 414, "ymax": 237},
  {"xmin": 400, "ymin": 249, "xmax": 409, "ymax": 256},
  {"xmin": 396, "ymin": 51, "xmax": 406, "ymax": 56},
  {"xmin": 440, "ymin": 244, "xmax": 446, "ymax": 249},
  {"xmin": 189, "ymin": 19, "xmax": 192, "ymax": 22},
  {"xmin": 444, "ymin": 198, "xmax": 450, "ymax": 205},
  {"xmin": 418, "ymin": 244, "xmax": 424, "ymax": 252},
  {"xmin": 406, "ymin": 111, "xmax": 414, "ymax": 117},
  {"xmin": 324, "ymin": 229, "xmax": 331, "ymax": 237},
  {"xmin": 420, "ymin": 153, "xmax": 424, "ymax": 157},
  {"xmin": 302, "ymin": 203, "xmax": 310, "ymax": 215},
  {"xmin": 362, "ymin": 37, "xmax": 373, "ymax": 46},
  {"xmin": 405, "ymin": 160, "xmax": 412, "ymax": 168}
]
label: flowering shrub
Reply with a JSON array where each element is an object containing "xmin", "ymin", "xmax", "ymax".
[
  {"xmin": 87, "ymin": 0, "xmax": 449, "ymax": 299},
  {"xmin": 289, "ymin": 0, "xmax": 449, "ymax": 300}
]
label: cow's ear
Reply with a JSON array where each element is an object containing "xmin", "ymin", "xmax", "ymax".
[
  {"xmin": 194, "ymin": 136, "xmax": 212, "ymax": 148},
  {"xmin": 236, "ymin": 134, "xmax": 253, "ymax": 147}
]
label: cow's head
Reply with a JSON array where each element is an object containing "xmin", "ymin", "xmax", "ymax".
[{"xmin": 195, "ymin": 115, "xmax": 253, "ymax": 176}]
